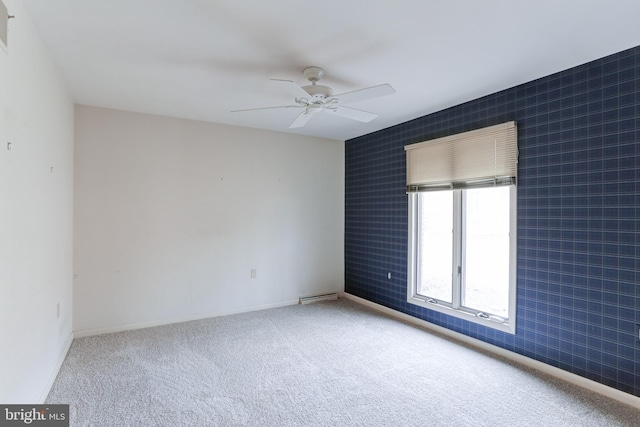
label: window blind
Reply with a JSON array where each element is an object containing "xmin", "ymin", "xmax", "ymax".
[{"xmin": 405, "ymin": 121, "xmax": 517, "ymax": 192}]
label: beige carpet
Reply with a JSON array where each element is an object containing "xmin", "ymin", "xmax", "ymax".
[{"xmin": 47, "ymin": 298, "xmax": 639, "ymax": 426}]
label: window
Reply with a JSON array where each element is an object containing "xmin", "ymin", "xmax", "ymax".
[{"xmin": 405, "ymin": 122, "xmax": 517, "ymax": 334}]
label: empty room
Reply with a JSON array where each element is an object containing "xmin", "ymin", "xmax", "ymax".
[{"xmin": 1, "ymin": 0, "xmax": 640, "ymax": 425}]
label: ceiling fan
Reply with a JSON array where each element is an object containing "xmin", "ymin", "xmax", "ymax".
[{"xmin": 232, "ymin": 66, "xmax": 395, "ymax": 128}]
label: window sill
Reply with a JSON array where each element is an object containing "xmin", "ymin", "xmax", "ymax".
[{"xmin": 407, "ymin": 295, "xmax": 516, "ymax": 334}]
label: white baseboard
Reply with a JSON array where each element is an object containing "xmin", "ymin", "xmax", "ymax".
[
  {"xmin": 341, "ymin": 292, "xmax": 640, "ymax": 410},
  {"xmin": 73, "ymin": 299, "xmax": 300, "ymax": 338},
  {"xmin": 39, "ymin": 332, "xmax": 74, "ymax": 403}
]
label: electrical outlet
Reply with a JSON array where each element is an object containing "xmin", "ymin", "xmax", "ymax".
[
  {"xmin": 251, "ymin": 269, "xmax": 257, "ymax": 279},
  {"xmin": 387, "ymin": 272, "xmax": 392, "ymax": 280}
]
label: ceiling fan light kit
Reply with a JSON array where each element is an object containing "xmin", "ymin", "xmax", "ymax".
[{"xmin": 232, "ymin": 66, "xmax": 395, "ymax": 129}]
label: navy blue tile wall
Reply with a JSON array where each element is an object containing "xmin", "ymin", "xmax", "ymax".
[{"xmin": 345, "ymin": 46, "xmax": 640, "ymax": 397}]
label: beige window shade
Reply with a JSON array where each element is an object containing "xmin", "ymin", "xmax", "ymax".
[{"xmin": 405, "ymin": 121, "xmax": 518, "ymax": 192}]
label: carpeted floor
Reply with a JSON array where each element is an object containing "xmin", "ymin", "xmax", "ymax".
[{"xmin": 47, "ymin": 298, "xmax": 639, "ymax": 426}]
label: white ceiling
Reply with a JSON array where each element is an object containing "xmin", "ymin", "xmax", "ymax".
[{"xmin": 21, "ymin": 0, "xmax": 640, "ymax": 141}]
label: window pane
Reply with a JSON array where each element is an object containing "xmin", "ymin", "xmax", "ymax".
[
  {"xmin": 417, "ymin": 191, "xmax": 453, "ymax": 303},
  {"xmin": 463, "ymin": 187, "xmax": 510, "ymax": 317}
]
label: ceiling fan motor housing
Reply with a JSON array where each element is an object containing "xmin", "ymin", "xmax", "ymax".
[
  {"xmin": 302, "ymin": 67, "xmax": 333, "ymax": 100},
  {"xmin": 302, "ymin": 84, "xmax": 333, "ymax": 100}
]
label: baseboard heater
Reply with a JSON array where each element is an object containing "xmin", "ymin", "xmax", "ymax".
[{"xmin": 298, "ymin": 292, "xmax": 338, "ymax": 305}]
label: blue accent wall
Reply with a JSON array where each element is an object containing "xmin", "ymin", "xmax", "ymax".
[{"xmin": 345, "ymin": 46, "xmax": 640, "ymax": 397}]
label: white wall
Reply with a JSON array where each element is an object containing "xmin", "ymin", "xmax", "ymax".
[
  {"xmin": 0, "ymin": 0, "xmax": 74, "ymax": 403},
  {"xmin": 74, "ymin": 105, "xmax": 344, "ymax": 334}
]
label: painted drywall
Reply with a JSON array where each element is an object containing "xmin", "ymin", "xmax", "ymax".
[
  {"xmin": 0, "ymin": 0, "xmax": 74, "ymax": 403},
  {"xmin": 345, "ymin": 46, "xmax": 640, "ymax": 397},
  {"xmin": 73, "ymin": 105, "xmax": 344, "ymax": 333}
]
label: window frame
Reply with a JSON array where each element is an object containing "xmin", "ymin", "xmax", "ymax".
[{"xmin": 407, "ymin": 185, "xmax": 517, "ymax": 334}]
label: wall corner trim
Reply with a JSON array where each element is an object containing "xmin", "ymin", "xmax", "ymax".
[
  {"xmin": 39, "ymin": 333, "xmax": 74, "ymax": 404},
  {"xmin": 340, "ymin": 292, "xmax": 640, "ymax": 410}
]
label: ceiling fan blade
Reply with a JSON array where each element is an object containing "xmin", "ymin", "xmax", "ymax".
[
  {"xmin": 332, "ymin": 84, "xmax": 395, "ymax": 105},
  {"xmin": 271, "ymin": 79, "xmax": 310, "ymax": 99},
  {"xmin": 231, "ymin": 105, "xmax": 301, "ymax": 113},
  {"xmin": 328, "ymin": 106, "xmax": 378, "ymax": 123},
  {"xmin": 289, "ymin": 108, "xmax": 320, "ymax": 128}
]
